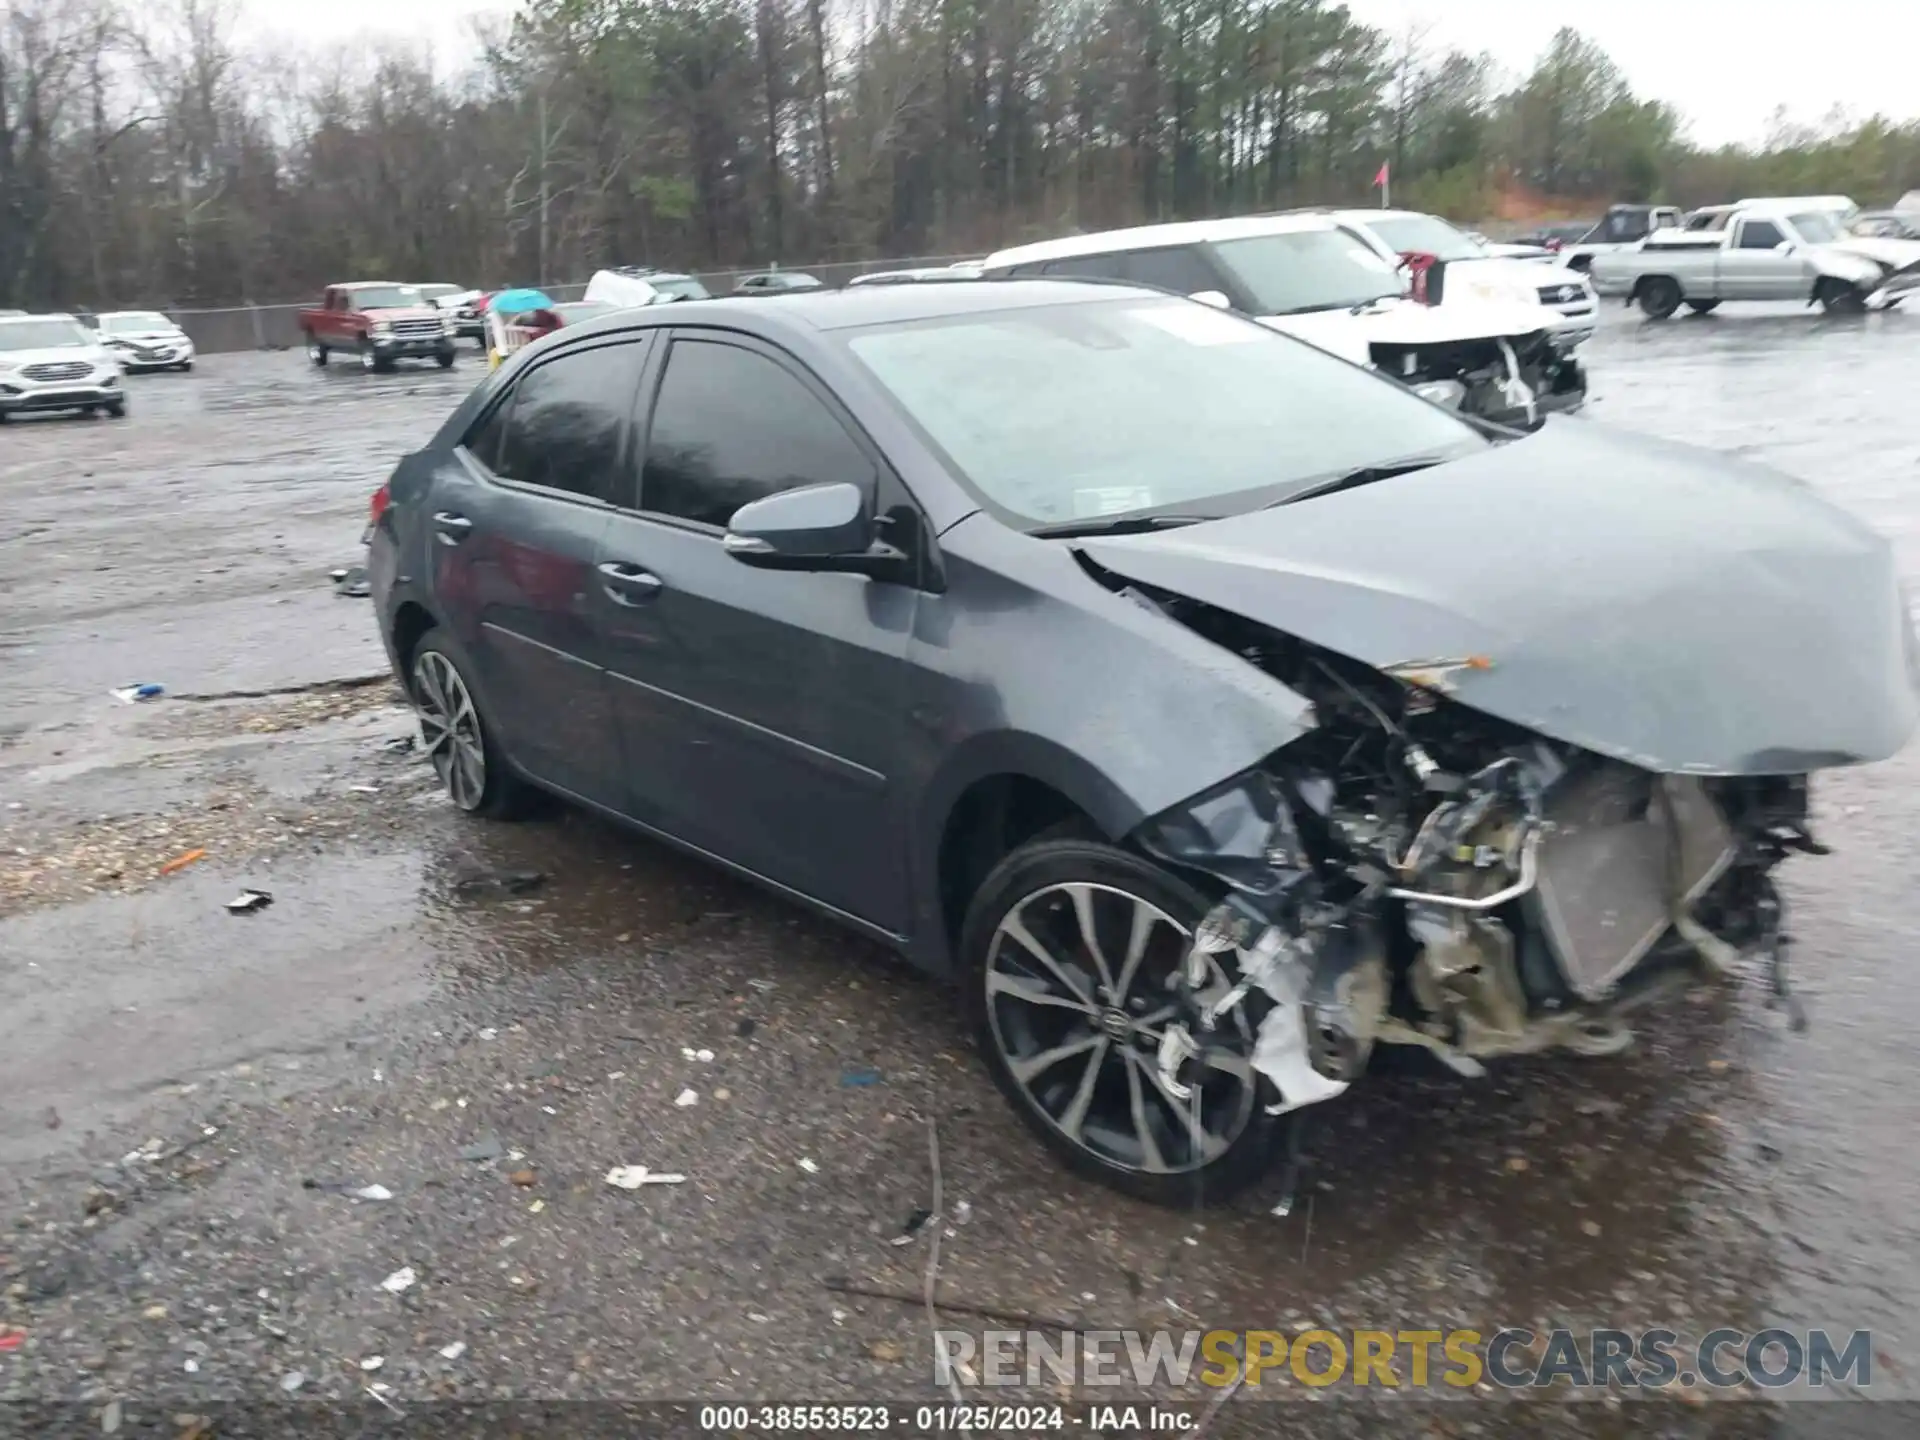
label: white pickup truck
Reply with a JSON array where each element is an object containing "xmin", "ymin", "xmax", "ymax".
[{"xmin": 1589, "ymin": 202, "xmax": 1920, "ymax": 317}]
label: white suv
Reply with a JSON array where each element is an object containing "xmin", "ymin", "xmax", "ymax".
[{"xmin": 0, "ymin": 314, "xmax": 126, "ymax": 422}]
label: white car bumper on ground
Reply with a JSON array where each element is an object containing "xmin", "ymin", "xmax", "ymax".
[{"xmin": 109, "ymin": 335, "xmax": 196, "ymax": 370}]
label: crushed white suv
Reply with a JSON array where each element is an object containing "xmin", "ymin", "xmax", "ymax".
[
  {"xmin": 1325, "ymin": 208, "xmax": 1598, "ymax": 347},
  {"xmin": 0, "ymin": 314, "xmax": 126, "ymax": 422},
  {"xmin": 985, "ymin": 213, "xmax": 1586, "ymax": 428},
  {"xmin": 95, "ymin": 310, "xmax": 196, "ymax": 372}
]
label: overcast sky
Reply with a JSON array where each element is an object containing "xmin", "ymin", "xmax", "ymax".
[{"xmin": 241, "ymin": 0, "xmax": 1920, "ymax": 149}]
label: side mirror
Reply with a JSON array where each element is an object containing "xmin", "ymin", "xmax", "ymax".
[
  {"xmin": 724, "ymin": 481, "xmax": 877, "ymax": 566},
  {"xmin": 1774, "ymin": 240, "xmax": 1796, "ymax": 255},
  {"xmin": 1188, "ymin": 289, "xmax": 1231, "ymax": 310}
]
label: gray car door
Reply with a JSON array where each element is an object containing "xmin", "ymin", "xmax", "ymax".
[
  {"xmin": 426, "ymin": 335, "xmax": 651, "ymax": 803},
  {"xmin": 1722, "ymin": 217, "xmax": 1805, "ymax": 299},
  {"xmin": 592, "ymin": 331, "xmax": 918, "ymax": 932}
]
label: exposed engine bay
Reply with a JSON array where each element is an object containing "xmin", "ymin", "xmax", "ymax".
[
  {"xmin": 1125, "ymin": 587, "xmax": 1824, "ymax": 1119},
  {"xmin": 1371, "ymin": 332, "xmax": 1586, "ymax": 430}
]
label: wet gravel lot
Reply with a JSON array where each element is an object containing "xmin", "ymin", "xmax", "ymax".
[{"xmin": 4, "ymin": 309, "xmax": 1920, "ymax": 1437}]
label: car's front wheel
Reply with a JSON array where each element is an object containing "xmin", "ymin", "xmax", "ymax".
[
  {"xmin": 306, "ymin": 335, "xmax": 328, "ymax": 366},
  {"xmin": 409, "ymin": 631, "xmax": 532, "ymax": 819},
  {"xmin": 961, "ymin": 839, "xmax": 1281, "ymax": 1205}
]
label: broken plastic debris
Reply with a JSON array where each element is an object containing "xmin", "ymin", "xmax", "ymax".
[
  {"xmin": 111, "ymin": 683, "xmax": 165, "ymax": 703},
  {"xmin": 353, "ymin": 1184, "xmax": 394, "ymax": 1202},
  {"xmin": 459, "ymin": 1135, "xmax": 504, "ymax": 1163},
  {"xmin": 348, "ymin": 783, "xmax": 381, "ymax": 794},
  {"xmin": 360, "ymin": 1356, "xmax": 384, "ymax": 1371},
  {"xmin": 952, "ymin": 1199, "xmax": 972, "ymax": 1225},
  {"xmin": 674, "ymin": 1089, "xmax": 698, "ymax": 1108},
  {"xmin": 224, "ymin": 889, "xmax": 273, "ymax": 914},
  {"xmin": 280, "ymin": 1371, "xmax": 307, "ymax": 1392},
  {"xmin": 797, "ymin": 1157, "xmax": 819, "ymax": 1175},
  {"xmin": 840, "ymin": 1067, "xmax": 882, "ymax": 1087},
  {"xmin": 439, "ymin": 1341, "xmax": 467, "ymax": 1361},
  {"xmin": 331, "ymin": 565, "xmax": 372, "ymax": 599},
  {"xmin": 159, "ymin": 848, "xmax": 207, "ymax": 876},
  {"xmin": 680, "ymin": 1047, "xmax": 715, "ymax": 1063},
  {"xmin": 101, "ymin": 1399, "xmax": 123, "ymax": 1434},
  {"xmin": 382, "ymin": 735, "xmax": 416, "ymax": 754},
  {"xmin": 604, "ymin": 1165, "xmax": 687, "ymax": 1189},
  {"xmin": 379, "ymin": 1267, "xmax": 417, "ymax": 1294},
  {"xmin": 477, "ymin": 1028, "xmax": 498, "ymax": 1041},
  {"xmin": 890, "ymin": 1207, "xmax": 933, "ymax": 1245},
  {"xmin": 0, "ymin": 1328, "xmax": 24, "ymax": 1353},
  {"xmin": 528, "ymin": 1199, "xmax": 546, "ymax": 1214}
]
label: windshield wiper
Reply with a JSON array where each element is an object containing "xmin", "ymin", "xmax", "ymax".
[
  {"xmin": 1030, "ymin": 513, "xmax": 1211, "ymax": 538},
  {"xmin": 1267, "ymin": 457, "xmax": 1450, "ymax": 508},
  {"xmin": 1347, "ymin": 294, "xmax": 1400, "ymax": 315}
]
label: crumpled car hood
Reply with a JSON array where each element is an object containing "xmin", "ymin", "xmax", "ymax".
[
  {"xmin": 1260, "ymin": 296, "xmax": 1553, "ymax": 367},
  {"xmin": 1079, "ymin": 423, "xmax": 1920, "ymax": 775}
]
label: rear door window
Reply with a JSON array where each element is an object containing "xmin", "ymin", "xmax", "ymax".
[
  {"xmin": 639, "ymin": 338, "xmax": 874, "ymax": 529},
  {"xmin": 1041, "ymin": 254, "xmax": 1131, "ymax": 282},
  {"xmin": 1735, "ymin": 219, "xmax": 1785, "ymax": 250},
  {"xmin": 1123, "ymin": 246, "xmax": 1221, "ymax": 295},
  {"xmin": 466, "ymin": 339, "xmax": 650, "ymax": 503}
]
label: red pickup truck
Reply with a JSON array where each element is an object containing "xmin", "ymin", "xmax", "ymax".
[{"xmin": 299, "ymin": 283, "xmax": 457, "ymax": 373}]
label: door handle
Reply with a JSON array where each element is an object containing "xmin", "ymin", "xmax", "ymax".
[
  {"xmin": 431, "ymin": 512, "xmax": 473, "ymax": 545},
  {"xmin": 598, "ymin": 561, "xmax": 664, "ymax": 605}
]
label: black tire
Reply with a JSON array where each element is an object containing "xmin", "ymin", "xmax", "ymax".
[
  {"xmin": 436, "ymin": 350, "xmax": 456, "ymax": 369},
  {"xmin": 960, "ymin": 838, "xmax": 1282, "ymax": 1206},
  {"xmin": 103, "ymin": 398, "xmax": 126, "ymax": 418},
  {"xmin": 1637, "ymin": 277, "xmax": 1682, "ymax": 320},
  {"xmin": 1816, "ymin": 278, "xmax": 1866, "ymax": 315},
  {"xmin": 408, "ymin": 628, "xmax": 535, "ymax": 820},
  {"xmin": 1684, "ymin": 299, "xmax": 1720, "ymax": 315},
  {"xmin": 178, "ymin": 361, "xmax": 193, "ymax": 372},
  {"xmin": 305, "ymin": 335, "xmax": 328, "ymax": 366},
  {"xmin": 360, "ymin": 343, "xmax": 385, "ymax": 373}
]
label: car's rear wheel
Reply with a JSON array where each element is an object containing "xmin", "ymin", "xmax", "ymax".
[
  {"xmin": 961, "ymin": 838, "xmax": 1281, "ymax": 1205},
  {"xmin": 409, "ymin": 632, "xmax": 532, "ymax": 819},
  {"xmin": 437, "ymin": 350, "xmax": 455, "ymax": 369},
  {"xmin": 306, "ymin": 336, "xmax": 328, "ymax": 366},
  {"xmin": 102, "ymin": 398, "xmax": 125, "ymax": 418},
  {"xmin": 1637, "ymin": 277, "xmax": 1682, "ymax": 319}
]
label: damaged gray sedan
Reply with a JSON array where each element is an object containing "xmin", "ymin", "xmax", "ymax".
[{"xmin": 370, "ymin": 280, "xmax": 1919, "ymax": 1207}]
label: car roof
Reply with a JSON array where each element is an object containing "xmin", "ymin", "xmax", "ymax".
[
  {"xmin": 986, "ymin": 212, "xmax": 1339, "ymax": 268},
  {"xmin": 0, "ymin": 312, "xmax": 77, "ymax": 324},
  {"xmin": 550, "ymin": 277, "xmax": 1159, "ymax": 345}
]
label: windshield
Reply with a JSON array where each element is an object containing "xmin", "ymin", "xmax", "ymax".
[
  {"xmin": 102, "ymin": 312, "xmax": 174, "ymax": 333},
  {"xmin": 1366, "ymin": 215, "xmax": 1486, "ymax": 262},
  {"xmin": 348, "ymin": 286, "xmax": 425, "ymax": 310},
  {"xmin": 844, "ymin": 296, "xmax": 1484, "ymax": 529},
  {"xmin": 416, "ymin": 285, "xmax": 461, "ymax": 300},
  {"xmin": 1209, "ymin": 230, "xmax": 1402, "ymax": 314},
  {"xmin": 1789, "ymin": 212, "xmax": 1844, "ymax": 244},
  {"xmin": 653, "ymin": 277, "xmax": 711, "ymax": 301},
  {"xmin": 0, "ymin": 320, "xmax": 90, "ymax": 351}
]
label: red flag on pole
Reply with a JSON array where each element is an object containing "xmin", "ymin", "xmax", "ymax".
[{"xmin": 1372, "ymin": 162, "xmax": 1389, "ymax": 188}]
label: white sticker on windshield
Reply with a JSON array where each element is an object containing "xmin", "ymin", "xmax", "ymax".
[
  {"xmin": 1073, "ymin": 486, "xmax": 1156, "ymax": 517},
  {"xmin": 1129, "ymin": 305, "xmax": 1261, "ymax": 346}
]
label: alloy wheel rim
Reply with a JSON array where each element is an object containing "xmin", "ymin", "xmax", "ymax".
[
  {"xmin": 413, "ymin": 651, "xmax": 486, "ymax": 810},
  {"xmin": 985, "ymin": 882, "xmax": 1257, "ymax": 1175}
]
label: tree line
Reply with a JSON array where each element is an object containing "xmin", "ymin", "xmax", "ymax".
[{"xmin": 3, "ymin": 0, "xmax": 1918, "ymax": 310}]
